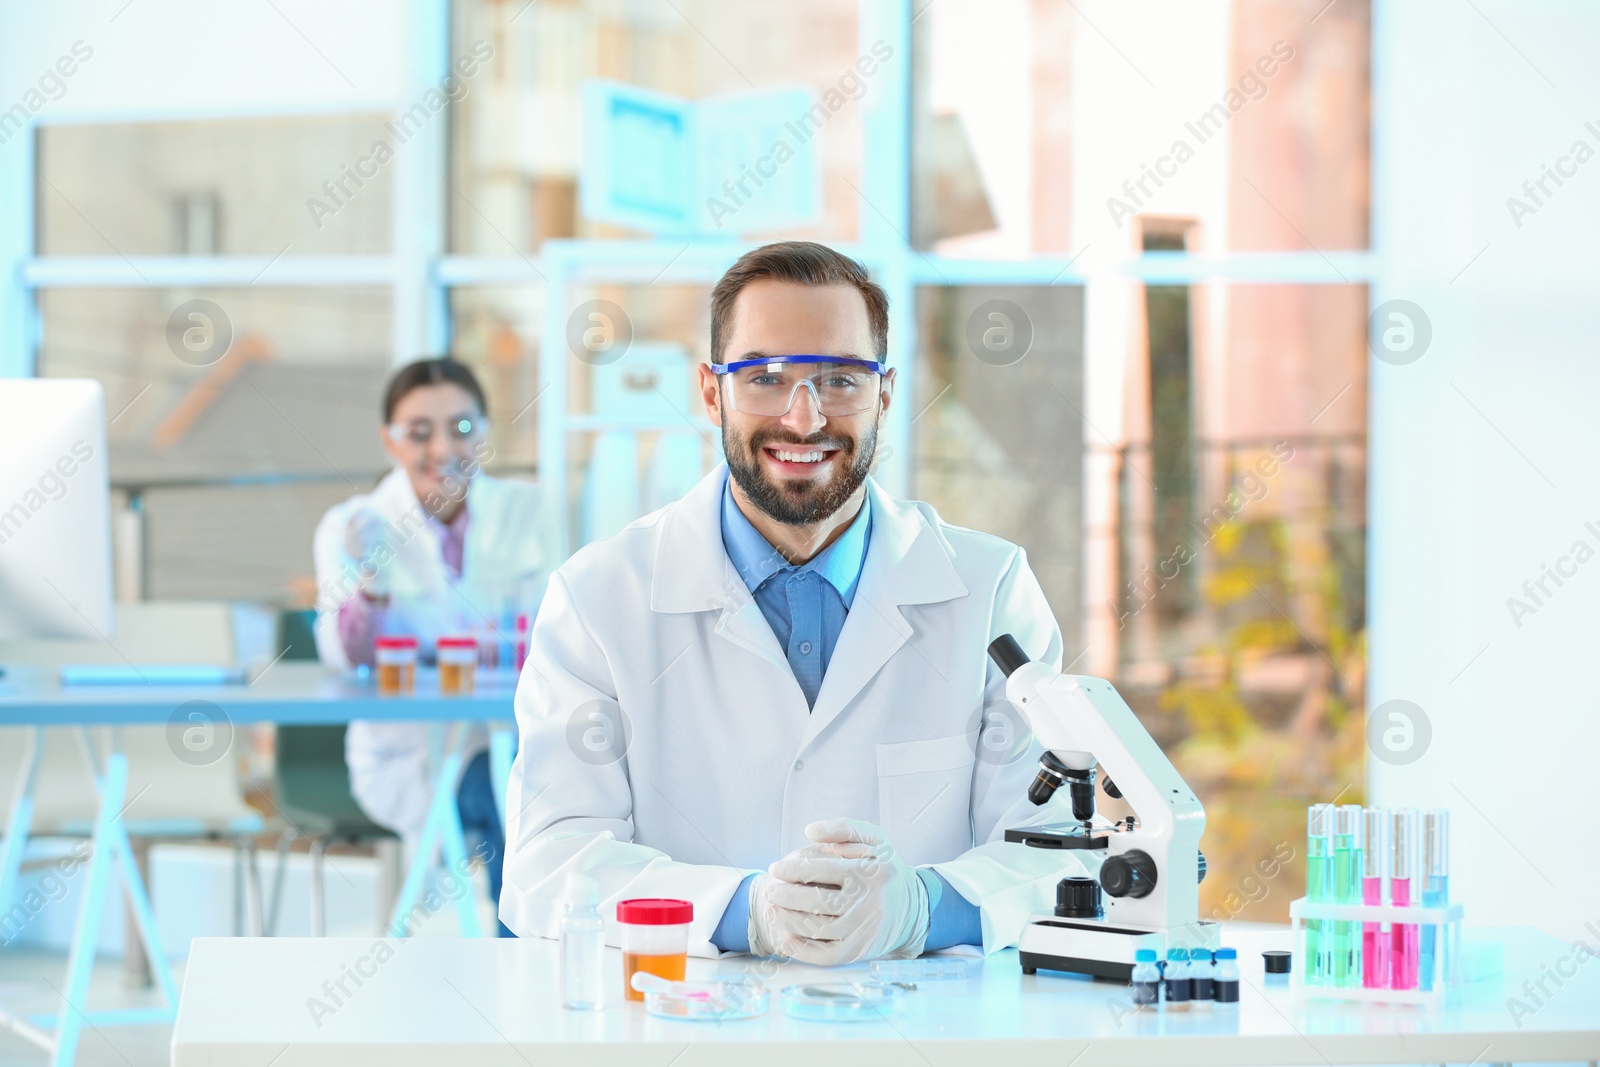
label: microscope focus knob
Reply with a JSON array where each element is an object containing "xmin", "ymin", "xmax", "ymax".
[{"xmin": 1100, "ymin": 850, "xmax": 1157, "ymax": 899}]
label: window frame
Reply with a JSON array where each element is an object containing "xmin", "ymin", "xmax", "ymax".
[{"xmin": 2, "ymin": 0, "xmax": 1375, "ymax": 575}]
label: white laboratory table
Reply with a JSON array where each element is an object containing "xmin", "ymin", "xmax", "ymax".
[{"xmin": 172, "ymin": 927, "xmax": 1600, "ymax": 1067}]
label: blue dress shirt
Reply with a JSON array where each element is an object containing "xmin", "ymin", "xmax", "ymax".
[
  {"xmin": 711, "ymin": 475, "xmax": 981, "ymax": 953},
  {"xmin": 719, "ymin": 476, "xmax": 870, "ymax": 708}
]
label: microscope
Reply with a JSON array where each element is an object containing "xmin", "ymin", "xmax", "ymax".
[{"xmin": 988, "ymin": 634, "xmax": 1219, "ymax": 981}]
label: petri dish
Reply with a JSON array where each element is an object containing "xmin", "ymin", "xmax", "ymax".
[
  {"xmin": 780, "ymin": 982, "xmax": 907, "ymax": 1022},
  {"xmin": 642, "ymin": 980, "xmax": 769, "ymax": 1022}
]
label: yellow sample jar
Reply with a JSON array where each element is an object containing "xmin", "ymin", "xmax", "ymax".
[
  {"xmin": 437, "ymin": 635, "xmax": 478, "ymax": 695},
  {"xmin": 374, "ymin": 635, "xmax": 418, "ymax": 696},
  {"xmin": 617, "ymin": 899, "xmax": 693, "ymax": 1002}
]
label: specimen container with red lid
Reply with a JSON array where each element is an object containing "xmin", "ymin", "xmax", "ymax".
[
  {"xmin": 374, "ymin": 635, "xmax": 418, "ymax": 695},
  {"xmin": 617, "ymin": 898, "xmax": 693, "ymax": 1000},
  {"xmin": 435, "ymin": 635, "xmax": 479, "ymax": 695}
]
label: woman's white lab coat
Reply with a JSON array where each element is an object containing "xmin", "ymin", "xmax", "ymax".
[
  {"xmin": 313, "ymin": 467, "xmax": 558, "ymax": 840},
  {"xmin": 500, "ymin": 465, "xmax": 1093, "ymax": 956}
]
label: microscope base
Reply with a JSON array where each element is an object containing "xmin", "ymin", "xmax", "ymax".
[
  {"xmin": 1019, "ymin": 949, "xmax": 1136, "ymax": 982},
  {"xmin": 1016, "ymin": 915, "xmax": 1221, "ymax": 981}
]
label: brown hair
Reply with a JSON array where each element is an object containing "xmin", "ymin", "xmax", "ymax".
[
  {"xmin": 381, "ymin": 358, "xmax": 487, "ymax": 423},
  {"xmin": 709, "ymin": 241, "xmax": 889, "ymax": 364}
]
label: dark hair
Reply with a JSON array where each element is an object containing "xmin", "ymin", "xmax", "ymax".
[
  {"xmin": 709, "ymin": 241, "xmax": 889, "ymax": 364},
  {"xmin": 381, "ymin": 358, "xmax": 487, "ymax": 423}
]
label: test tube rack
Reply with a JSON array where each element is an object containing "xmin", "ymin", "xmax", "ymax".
[{"xmin": 1288, "ymin": 897, "xmax": 1464, "ymax": 1006}]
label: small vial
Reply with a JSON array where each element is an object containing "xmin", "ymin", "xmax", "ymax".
[
  {"xmin": 560, "ymin": 874, "xmax": 605, "ymax": 1010},
  {"xmin": 1212, "ymin": 948, "xmax": 1240, "ymax": 1006},
  {"xmin": 1131, "ymin": 948, "xmax": 1161, "ymax": 1009},
  {"xmin": 1189, "ymin": 947, "xmax": 1213, "ymax": 1007},
  {"xmin": 1126, "ymin": 953, "xmax": 1164, "ymax": 1011},
  {"xmin": 1164, "ymin": 947, "xmax": 1190, "ymax": 1010}
]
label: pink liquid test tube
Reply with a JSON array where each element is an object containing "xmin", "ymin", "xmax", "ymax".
[
  {"xmin": 1390, "ymin": 808, "xmax": 1420, "ymax": 990},
  {"xmin": 1361, "ymin": 806, "xmax": 1388, "ymax": 988}
]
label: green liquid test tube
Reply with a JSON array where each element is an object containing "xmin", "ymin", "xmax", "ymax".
[
  {"xmin": 1306, "ymin": 804, "xmax": 1333, "ymax": 984},
  {"xmin": 1333, "ymin": 804, "xmax": 1364, "ymax": 986}
]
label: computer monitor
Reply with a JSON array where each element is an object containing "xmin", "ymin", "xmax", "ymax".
[{"xmin": 0, "ymin": 379, "xmax": 113, "ymax": 641}]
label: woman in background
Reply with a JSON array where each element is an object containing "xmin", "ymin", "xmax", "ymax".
[{"xmin": 313, "ymin": 357, "xmax": 557, "ymax": 936}]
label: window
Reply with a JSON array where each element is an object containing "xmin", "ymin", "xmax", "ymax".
[{"xmin": 8, "ymin": 0, "xmax": 1373, "ymax": 923}]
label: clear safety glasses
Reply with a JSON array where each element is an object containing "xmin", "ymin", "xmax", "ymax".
[
  {"xmin": 712, "ymin": 355, "xmax": 888, "ymax": 417},
  {"xmin": 385, "ymin": 415, "xmax": 487, "ymax": 447}
]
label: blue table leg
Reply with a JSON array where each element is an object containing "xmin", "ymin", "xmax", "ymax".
[
  {"xmin": 387, "ymin": 749, "xmax": 482, "ymax": 938},
  {"xmin": 489, "ymin": 727, "xmax": 514, "ymax": 828},
  {"xmin": 26, "ymin": 782, "xmax": 181, "ymax": 1034},
  {"xmin": 0, "ymin": 727, "xmax": 41, "ymax": 927},
  {"xmin": 51, "ymin": 753, "xmax": 126, "ymax": 1067},
  {"xmin": 387, "ymin": 755, "xmax": 449, "ymax": 938},
  {"xmin": 435, "ymin": 773, "xmax": 482, "ymax": 938},
  {"xmin": 108, "ymin": 817, "xmax": 180, "ymax": 1010}
]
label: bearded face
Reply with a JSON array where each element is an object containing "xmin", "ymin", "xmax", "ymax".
[{"xmin": 721, "ymin": 410, "xmax": 879, "ymax": 527}]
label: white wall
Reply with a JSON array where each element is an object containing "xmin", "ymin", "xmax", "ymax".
[
  {"xmin": 0, "ymin": 0, "xmax": 405, "ymax": 120},
  {"xmin": 1371, "ymin": 0, "xmax": 1600, "ymax": 942}
]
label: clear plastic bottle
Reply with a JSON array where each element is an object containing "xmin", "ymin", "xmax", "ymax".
[
  {"xmin": 1189, "ymin": 947, "xmax": 1213, "ymax": 1008},
  {"xmin": 1212, "ymin": 948, "xmax": 1240, "ymax": 1006},
  {"xmin": 1131, "ymin": 948, "xmax": 1161, "ymax": 1009},
  {"xmin": 560, "ymin": 874, "xmax": 605, "ymax": 1010},
  {"xmin": 1164, "ymin": 947, "xmax": 1190, "ymax": 1010}
]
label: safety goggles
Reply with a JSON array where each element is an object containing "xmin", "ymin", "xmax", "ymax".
[
  {"xmin": 385, "ymin": 415, "xmax": 487, "ymax": 447},
  {"xmin": 711, "ymin": 355, "xmax": 888, "ymax": 417}
]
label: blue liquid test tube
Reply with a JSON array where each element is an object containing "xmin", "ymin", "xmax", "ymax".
[{"xmin": 1420, "ymin": 809, "xmax": 1450, "ymax": 991}]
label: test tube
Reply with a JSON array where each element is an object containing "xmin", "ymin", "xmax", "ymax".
[
  {"xmin": 1332, "ymin": 804, "xmax": 1363, "ymax": 986},
  {"xmin": 1361, "ymin": 807, "xmax": 1388, "ymax": 988},
  {"xmin": 1419, "ymin": 809, "xmax": 1450, "ymax": 991},
  {"xmin": 1390, "ymin": 808, "xmax": 1420, "ymax": 990},
  {"xmin": 1306, "ymin": 804, "xmax": 1333, "ymax": 985},
  {"xmin": 514, "ymin": 612, "xmax": 531, "ymax": 673}
]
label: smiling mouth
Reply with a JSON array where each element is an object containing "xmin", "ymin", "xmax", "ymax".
[{"xmin": 762, "ymin": 444, "xmax": 841, "ymax": 469}]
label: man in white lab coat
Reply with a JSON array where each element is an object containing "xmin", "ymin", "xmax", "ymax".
[{"xmin": 501, "ymin": 241, "xmax": 1090, "ymax": 962}]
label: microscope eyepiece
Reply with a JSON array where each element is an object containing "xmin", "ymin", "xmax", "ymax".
[{"xmin": 987, "ymin": 634, "xmax": 1031, "ymax": 677}]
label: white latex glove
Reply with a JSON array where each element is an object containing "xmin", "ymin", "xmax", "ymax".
[
  {"xmin": 343, "ymin": 509, "xmax": 392, "ymax": 597},
  {"xmin": 746, "ymin": 873, "xmax": 786, "ymax": 958},
  {"xmin": 759, "ymin": 818, "xmax": 930, "ymax": 965}
]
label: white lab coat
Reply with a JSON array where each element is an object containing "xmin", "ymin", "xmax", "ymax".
[
  {"xmin": 501, "ymin": 465, "xmax": 1092, "ymax": 957},
  {"xmin": 313, "ymin": 467, "xmax": 558, "ymax": 840}
]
